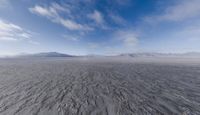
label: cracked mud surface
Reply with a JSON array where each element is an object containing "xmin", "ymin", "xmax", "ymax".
[{"xmin": 0, "ymin": 58, "xmax": 200, "ymax": 115}]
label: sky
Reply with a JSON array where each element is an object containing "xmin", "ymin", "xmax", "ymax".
[{"xmin": 0, "ymin": 0, "xmax": 200, "ymax": 56}]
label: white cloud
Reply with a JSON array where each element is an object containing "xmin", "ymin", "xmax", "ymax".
[
  {"xmin": 29, "ymin": 5, "xmax": 55, "ymax": 17},
  {"xmin": 51, "ymin": 3, "xmax": 69, "ymax": 12},
  {"xmin": 114, "ymin": 30, "xmax": 139, "ymax": 47},
  {"xmin": 145, "ymin": 0, "xmax": 200, "ymax": 22},
  {"xmin": 58, "ymin": 18, "xmax": 92, "ymax": 31},
  {"xmin": 29, "ymin": 3, "xmax": 92, "ymax": 31},
  {"xmin": 0, "ymin": 19, "xmax": 31, "ymax": 41},
  {"xmin": 88, "ymin": 10, "xmax": 104, "ymax": 25}
]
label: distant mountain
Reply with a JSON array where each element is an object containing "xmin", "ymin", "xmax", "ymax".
[
  {"xmin": 2, "ymin": 52, "xmax": 200, "ymax": 59},
  {"xmin": 119, "ymin": 53, "xmax": 168, "ymax": 57},
  {"xmin": 180, "ymin": 52, "xmax": 200, "ymax": 56},
  {"xmin": 85, "ymin": 54, "xmax": 105, "ymax": 57},
  {"xmin": 119, "ymin": 52, "xmax": 200, "ymax": 58},
  {"xmin": 16, "ymin": 52, "xmax": 75, "ymax": 58}
]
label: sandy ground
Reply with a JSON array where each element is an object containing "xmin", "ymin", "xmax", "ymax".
[{"xmin": 0, "ymin": 58, "xmax": 200, "ymax": 115}]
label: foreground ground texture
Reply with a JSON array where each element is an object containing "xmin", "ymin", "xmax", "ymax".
[{"xmin": 0, "ymin": 58, "xmax": 200, "ymax": 115}]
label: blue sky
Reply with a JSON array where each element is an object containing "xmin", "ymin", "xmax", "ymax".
[{"xmin": 0, "ymin": 0, "xmax": 200, "ymax": 55}]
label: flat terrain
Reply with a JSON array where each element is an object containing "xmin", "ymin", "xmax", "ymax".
[{"xmin": 0, "ymin": 58, "xmax": 200, "ymax": 115}]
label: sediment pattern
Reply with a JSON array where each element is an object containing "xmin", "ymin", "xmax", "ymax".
[{"xmin": 0, "ymin": 58, "xmax": 200, "ymax": 115}]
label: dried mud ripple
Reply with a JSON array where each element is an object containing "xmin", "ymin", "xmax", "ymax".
[{"xmin": 0, "ymin": 59, "xmax": 200, "ymax": 115}]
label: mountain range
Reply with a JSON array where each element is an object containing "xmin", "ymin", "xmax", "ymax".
[
  {"xmin": 15, "ymin": 52, "xmax": 75, "ymax": 58},
  {"xmin": 1, "ymin": 52, "xmax": 200, "ymax": 58}
]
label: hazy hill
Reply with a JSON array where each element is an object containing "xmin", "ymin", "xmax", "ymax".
[
  {"xmin": 118, "ymin": 52, "xmax": 200, "ymax": 58},
  {"xmin": 16, "ymin": 52, "xmax": 75, "ymax": 58}
]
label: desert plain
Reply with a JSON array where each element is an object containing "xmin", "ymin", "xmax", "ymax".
[{"xmin": 0, "ymin": 57, "xmax": 200, "ymax": 115}]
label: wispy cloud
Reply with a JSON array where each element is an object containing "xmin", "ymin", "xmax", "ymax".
[
  {"xmin": 145, "ymin": 0, "xmax": 200, "ymax": 23},
  {"xmin": 161, "ymin": 0, "xmax": 200, "ymax": 21},
  {"xmin": 63, "ymin": 34, "xmax": 80, "ymax": 41},
  {"xmin": 0, "ymin": 19, "xmax": 39, "ymax": 45},
  {"xmin": 0, "ymin": 19, "xmax": 31, "ymax": 41},
  {"xmin": 29, "ymin": 5, "xmax": 55, "ymax": 17},
  {"xmin": 114, "ymin": 30, "xmax": 139, "ymax": 47},
  {"xmin": 58, "ymin": 18, "xmax": 92, "ymax": 31},
  {"xmin": 142, "ymin": 0, "xmax": 200, "ymax": 43},
  {"xmin": 29, "ymin": 3, "xmax": 92, "ymax": 31},
  {"xmin": 88, "ymin": 10, "xmax": 104, "ymax": 25},
  {"xmin": 109, "ymin": 13, "xmax": 126, "ymax": 25}
]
